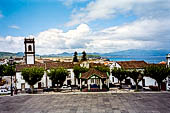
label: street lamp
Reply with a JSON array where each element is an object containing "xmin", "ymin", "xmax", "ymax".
[{"xmin": 9, "ymin": 56, "xmax": 14, "ymax": 96}]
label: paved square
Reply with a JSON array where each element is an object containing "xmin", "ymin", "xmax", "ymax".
[{"xmin": 0, "ymin": 93, "xmax": 170, "ymax": 113}]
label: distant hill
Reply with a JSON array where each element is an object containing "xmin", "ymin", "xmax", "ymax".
[
  {"xmin": 0, "ymin": 49, "xmax": 169, "ymax": 58},
  {"xmin": 0, "ymin": 52, "xmax": 16, "ymax": 58},
  {"xmin": 101, "ymin": 49, "xmax": 170, "ymax": 56},
  {"xmin": 15, "ymin": 52, "xmax": 24, "ymax": 57},
  {"xmin": 0, "ymin": 52, "xmax": 24, "ymax": 58}
]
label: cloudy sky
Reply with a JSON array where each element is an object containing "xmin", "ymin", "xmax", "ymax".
[{"xmin": 0, "ymin": 0, "xmax": 170, "ymax": 55}]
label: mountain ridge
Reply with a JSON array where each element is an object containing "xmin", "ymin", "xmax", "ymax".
[{"xmin": 0, "ymin": 49, "xmax": 169, "ymax": 58}]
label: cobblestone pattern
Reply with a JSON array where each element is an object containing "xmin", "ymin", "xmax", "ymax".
[{"xmin": 0, "ymin": 93, "xmax": 170, "ymax": 113}]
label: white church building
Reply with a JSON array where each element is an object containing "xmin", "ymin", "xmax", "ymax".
[
  {"xmin": 15, "ymin": 38, "xmax": 75, "ymax": 90},
  {"xmin": 15, "ymin": 37, "xmax": 170, "ymax": 91}
]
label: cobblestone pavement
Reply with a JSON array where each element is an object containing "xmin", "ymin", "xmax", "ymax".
[{"xmin": 0, "ymin": 93, "xmax": 170, "ymax": 113}]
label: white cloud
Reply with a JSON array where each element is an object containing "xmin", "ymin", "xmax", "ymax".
[
  {"xmin": 35, "ymin": 23, "xmax": 91, "ymax": 54},
  {"xmin": 60, "ymin": 0, "xmax": 89, "ymax": 6},
  {"xmin": 0, "ymin": 36, "xmax": 24, "ymax": 53},
  {"xmin": 8, "ymin": 25, "xmax": 20, "ymax": 29},
  {"xmin": 66, "ymin": 0, "xmax": 170, "ymax": 26},
  {"xmin": 1, "ymin": 18, "xmax": 170, "ymax": 54}
]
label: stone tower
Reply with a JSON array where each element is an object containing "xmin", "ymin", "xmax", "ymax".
[{"xmin": 24, "ymin": 37, "xmax": 35, "ymax": 64}]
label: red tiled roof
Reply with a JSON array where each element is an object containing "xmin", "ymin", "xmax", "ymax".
[
  {"xmin": 16, "ymin": 63, "xmax": 45, "ymax": 72},
  {"xmin": 116, "ymin": 61, "xmax": 148, "ymax": 69},
  {"xmin": 89, "ymin": 63, "xmax": 105, "ymax": 68},
  {"xmin": 147, "ymin": 63, "xmax": 166, "ymax": 67},
  {"xmin": 46, "ymin": 62, "xmax": 74, "ymax": 69},
  {"xmin": 158, "ymin": 61, "xmax": 167, "ymax": 65},
  {"xmin": 80, "ymin": 68, "xmax": 108, "ymax": 79},
  {"xmin": 14, "ymin": 58, "xmax": 23, "ymax": 60},
  {"xmin": 0, "ymin": 59, "xmax": 5, "ymax": 62}
]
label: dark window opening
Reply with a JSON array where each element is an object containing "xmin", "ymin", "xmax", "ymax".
[{"xmin": 28, "ymin": 45, "xmax": 32, "ymax": 51}]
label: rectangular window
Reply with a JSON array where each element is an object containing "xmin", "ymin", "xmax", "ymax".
[
  {"xmin": 21, "ymin": 83, "xmax": 25, "ymax": 90},
  {"xmin": 67, "ymin": 71, "xmax": 71, "ymax": 78},
  {"xmin": 91, "ymin": 79, "xmax": 94, "ymax": 84}
]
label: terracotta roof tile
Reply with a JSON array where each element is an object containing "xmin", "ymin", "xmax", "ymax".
[
  {"xmin": 158, "ymin": 61, "xmax": 167, "ymax": 65},
  {"xmin": 14, "ymin": 58, "xmax": 23, "ymax": 60},
  {"xmin": 80, "ymin": 68, "xmax": 108, "ymax": 79},
  {"xmin": 46, "ymin": 62, "xmax": 74, "ymax": 69},
  {"xmin": 117, "ymin": 61, "xmax": 148, "ymax": 69},
  {"xmin": 16, "ymin": 63, "xmax": 45, "ymax": 72},
  {"xmin": 89, "ymin": 63, "xmax": 105, "ymax": 68},
  {"xmin": 147, "ymin": 63, "xmax": 166, "ymax": 67}
]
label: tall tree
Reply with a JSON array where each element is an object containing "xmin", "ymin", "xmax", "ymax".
[
  {"xmin": 21, "ymin": 67, "xmax": 44, "ymax": 90},
  {"xmin": 94, "ymin": 66, "xmax": 110, "ymax": 74},
  {"xmin": 112, "ymin": 67, "xmax": 127, "ymax": 88},
  {"xmin": 144, "ymin": 65, "xmax": 170, "ymax": 91},
  {"xmin": 2, "ymin": 65, "xmax": 15, "ymax": 76},
  {"xmin": 0, "ymin": 65, "xmax": 5, "ymax": 81},
  {"xmin": 81, "ymin": 51, "xmax": 87, "ymax": 61},
  {"xmin": 0, "ymin": 64, "xmax": 15, "ymax": 86},
  {"xmin": 127, "ymin": 69, "xmax": 143, "ymax": 91},
  {"xmin": 73, "ymin": 51, "xmax": 79, "ymax": 62},
  {"xmin": 47, "ymin": 67, "xmax": 68, "ymax": 90},
  {"xmin": 73, "ymin": 65, "xmax": 88, "ymax": 85}
]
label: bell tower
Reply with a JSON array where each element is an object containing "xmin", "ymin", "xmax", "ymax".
[{"xmin": 24, "ymin": 37, "xmax": 35, "ymax": 64}]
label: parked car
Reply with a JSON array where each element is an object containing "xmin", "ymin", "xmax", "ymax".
[
  {"xmin": 90, "ymin": 84, "xmax": 98, "ymax": 88},
  {"xmin": 71, "ymin": 85, "xmax": 78, "ymax": 90},
  {"xmin": 43, "ymin": 88, "xmax": 54, "ymax": 92},
  {"xmin": 0, "ymin": 89, "xmax": 11, "ymax": 95},
  {"xmin": 60, "ymin": 85, "xmax": 72, "ymax": 90},
  {"xmin": 131, "ymin": 85, "xmax": 143, "ymax": 89},
  {"xmin": 25, "ymin": 88, "xmax": 37, "ymax": 94}
]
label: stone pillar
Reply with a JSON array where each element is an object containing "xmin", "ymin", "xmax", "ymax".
[
  {"xmin": 110, "ymin": 68, "xmax": 113, "ymax": 83},
  {"xmin": 107, "ymin": 79, "xmax": 110, "ymax": 88},
  {"xmin": 100, "ymin": 79, "xmax": 102, "ymax": 90},
  {"xmin": 80, "ymin": 79, "xmax": 82, "ymax": 91},
  {"xmin": 88, "ymin": 79, "xmax": 90, "ymax": 91}
]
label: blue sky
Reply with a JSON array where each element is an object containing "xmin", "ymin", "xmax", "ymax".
[
  {"xmin": 0, "ymin": 0, "xmax": 72, "ymax": 36},
  {"xmin": 0, "ymin": 0, "xmax": 170, "ymax": 54}
]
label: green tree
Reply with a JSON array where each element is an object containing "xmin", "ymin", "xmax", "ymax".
[
  {"xmin": 0, "ymin": 64, "xmax": 15, "ymax": 86},
  {"xmin": 112, "ymin": 67, "xmax": 127, "ymax": 88},
  {"xmin": 0, "ymin": 65, "xmax": 5, "ymax": 81},
  {"xmin": 94, "ymin": 66, "xmax": 110, "ymax": 74},
  {"xmin": 73, "ymin": 51, "xmax": 79, "ymax": 62},
  {"xmin": 21, "ymin": 67, "xmax": 44, "ymax": 90},
  {"xmin": 3, "ymin": 65, "xmax": 15, "ymax": 76},
  {"xmin": 47, "ymin": 67, "xmax": 68, "ymax": 90},
  {"xmin": 81, "ymin": 51, "xmax": 87, "ymax": 61},
  {"xmin": 127, "ymin": 69, "xmax": 143, "ymax": 91},
  {"xmin": 73, "ymin": 65, "xmax": 88, "ymax": 85},
  {"xmin": 144, "ymin": 65, "xmax": 170, "ymax": 91}
]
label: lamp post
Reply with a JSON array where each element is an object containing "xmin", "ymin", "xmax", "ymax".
[{"xmin": 9, "ymin": 56, "xmax": 14, "ymax": 96}]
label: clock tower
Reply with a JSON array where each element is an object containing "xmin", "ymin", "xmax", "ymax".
[{"xmin": 24, "ymin": 38, "xmax": 35, "ymax": 64}]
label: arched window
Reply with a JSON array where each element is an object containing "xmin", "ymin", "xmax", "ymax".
[{"xmin": 28, "ymin": 45, "xmax": 32, "ymax": 51}]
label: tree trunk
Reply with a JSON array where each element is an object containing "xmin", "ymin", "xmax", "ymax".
[
  {"xmin": 120, "ymin": 81, "xmax": 122, "ymax": 89},
  {"xmin": 57, "ymin": 81, "xmax": 59, "ymax": 92},
  {"xmin": 74, "ymin": 77, "xmax": 76, "ymax": 86},
  {"xmin": 135, "ymin": 82, "xmax": 138, "ymax": 91},
  {"xmin": 157, "ymin": 82, "xmax": 161, "ymax": 91},
  {"xmin": 30, "ymin": 85, "xmax": 34, "ymax": 94}
]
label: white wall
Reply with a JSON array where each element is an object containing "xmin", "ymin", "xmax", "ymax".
[
  {"xmin": 26, "ymin": 54, "xmax": 34, "ymax": 64},
  {"xmin": 16, "ymin": 68, "xmax": 76, "ymax": 90},
  {"xmin": 109, "ymin": 62, "xmax": 121, "ymax": 84},
  {"xmin": 63, "ymin": 69, "xmax": 75, "ymax": 85},
  {"xmin": 167, "ymin": 76, "xmax": 170, "ymax": 90},
  {"xmin": 138, "ymin": 77, "xmax": 156, "ymax": 86},
  {"xmin": 16, "ymin": 72, "xmax": 47, "ymax": 90}
]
